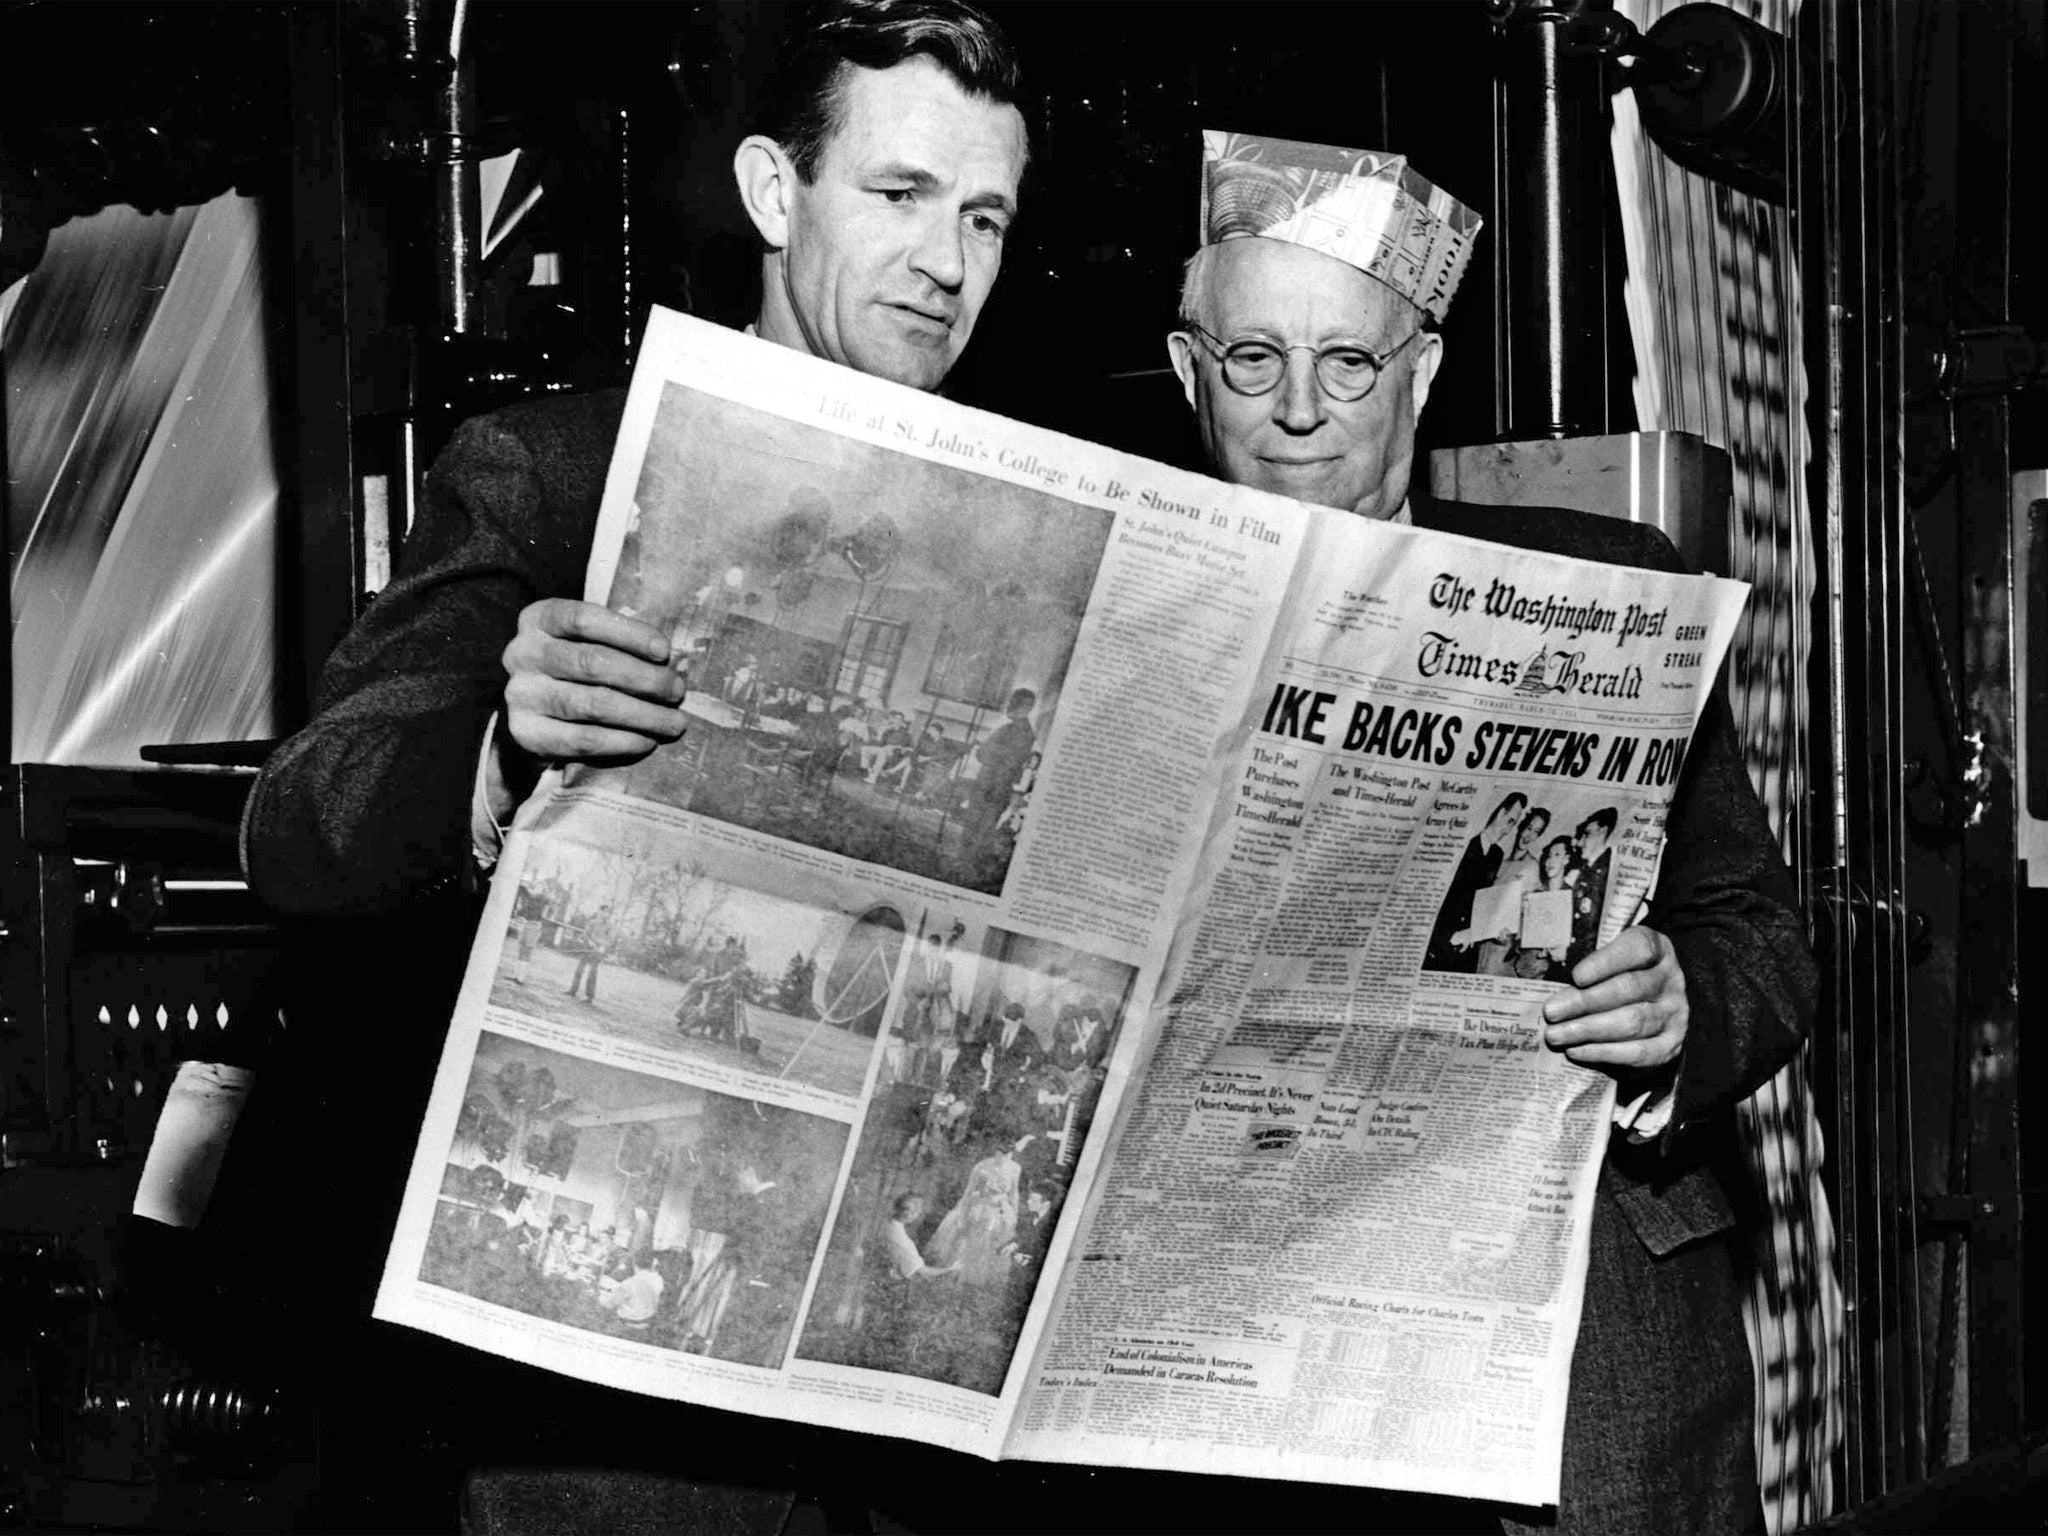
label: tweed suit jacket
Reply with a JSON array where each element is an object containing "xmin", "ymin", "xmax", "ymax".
[{"xmin": 244, "ymin": 389, "xmax": 632, "ymax": 914}]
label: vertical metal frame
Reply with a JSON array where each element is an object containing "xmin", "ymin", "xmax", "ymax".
[
  {"xmin": 0, "ymin": 777, "xmax": 78, "ymax": 1164},
  {"xmin": 282, "ymin": 1, "xmax": 364, "ymax": 720},
  {"xmin": 1952, "ymin": 2, "xmax": 2024, "ymax": 1450}
]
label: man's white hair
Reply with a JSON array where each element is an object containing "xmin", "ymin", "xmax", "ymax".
[{"xmin": 1177, "ymin": 246, "xmax": 1217, "ymax": 329}]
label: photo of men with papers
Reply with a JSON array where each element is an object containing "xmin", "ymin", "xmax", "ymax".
[
  {"xmin": 794, "ymin": 926, "xmax": 1133, "ymax": 1395},
  {"xmin": 417, "ymin": 1034, "xmax": 847, "ymax": 1368},
  {"xmin": 575, "ymin": 383, "xmax": 1113, "ymax": 897},
  {"xmin": 1422, "ymin": 794, "xmax": 1622, "ymax": 980}
]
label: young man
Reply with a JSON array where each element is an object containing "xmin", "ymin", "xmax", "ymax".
[
  {"xmin": 1567, "ymin": 807, "xmax": 1620, "ymax": 972},
  {"xmin": 1164, "ymin": 130, "xmax": 1816, "ymax": 1532},
  {"xmin": 238, "ymin": 5, "xmax": 1030, "ymax": 1527},
  {"xmin": 244, "ymin": 0, "xmax": 1030, "ymax": 916},
  {"xmin": 961, "ymin": 686, "xmax": 1037, "ymax": 858}
]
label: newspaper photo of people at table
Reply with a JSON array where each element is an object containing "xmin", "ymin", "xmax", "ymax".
[
  {"xmin": 795, "ymin": 923, "xmax": 1134, "ymax": 1395},
  {"xmin": 489, "ymin": 804, "xmax": 903, "ymax": 1099},
  {"xmin": 1420, "ymin": 792, "xmax": 1622, "ymax": 980},
  {"xmin": 572, "ymin": 382, "xmax": 1113, "ymax": 896},
  {"xmin": 417, "ymin": 1033, "xmax": 849, "ymax": 1369}
]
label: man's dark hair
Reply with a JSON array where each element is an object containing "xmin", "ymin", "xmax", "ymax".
[
  {"xmin": 1579, "ymin": 807, "xmax": 1619, "ymax": 838},
  {"xmin": 758, "ymin": 0, "xmax": 1025, "ymax": 183},
  {"xmin": 1007, "ymin": 687, "xmax": 1037, "ymax": 712}
]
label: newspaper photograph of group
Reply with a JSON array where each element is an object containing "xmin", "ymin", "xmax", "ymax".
[{"xmin": 374, "ymin": 310, "xmax": 1748, "ymax": 1507}]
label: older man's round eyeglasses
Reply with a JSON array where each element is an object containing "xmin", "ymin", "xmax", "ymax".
[{"xmin": 1181, "ymin": 321, "xmax": 1424, "ymax": 403}]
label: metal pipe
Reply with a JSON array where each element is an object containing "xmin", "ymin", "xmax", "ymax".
[
  {"xmin": 1497, "ymin": 0, "xmax": 1599, "ymax": 439},
  {"xmin": 430, "ymin": 33, "xmax": 478, "ymax": 336},
  {"xmin": 403, "ymin": 0, "xmax": 480, "ymax": 339}
]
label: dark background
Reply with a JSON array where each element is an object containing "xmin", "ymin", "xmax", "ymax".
[
  {"xmin": 459, "ymin": 1, "xmax": 1514, "ymax": 462},
  {"xmin": 0, "ymin": 1, "xmax": 1520, "ymax": 481}
]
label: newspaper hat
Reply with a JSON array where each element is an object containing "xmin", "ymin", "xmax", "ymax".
[{"xmin": 1199, "ymin": 129, "xmax": 1483, "ymax": 324}]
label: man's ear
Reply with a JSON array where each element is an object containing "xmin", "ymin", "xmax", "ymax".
[
  {"xmin": 734, "ymin": 135, "xmax": 796, "ymax": 250},
  {"xmin": 1409, "ymin": 332, "xmax": 1446, "ymax": 423},
  {"xmin": 1167, "ymin": 331, "xmax": 1200, "ymax": 412}
]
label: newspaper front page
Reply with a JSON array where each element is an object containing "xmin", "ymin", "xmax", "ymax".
[
  {"xmin": 1005, "ymin": 511, "xmax": 1745, "ymax": 1505},
  {"xmin": 373, "ymin": 309, "xmax": 1748, "ymax": 1507}
]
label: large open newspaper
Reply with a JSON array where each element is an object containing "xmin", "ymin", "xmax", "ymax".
[{"xmin": 374, "ymin": 310, "xmax": 1748, "ymax": 1507}]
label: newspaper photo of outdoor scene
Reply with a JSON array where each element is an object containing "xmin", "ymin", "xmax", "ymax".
[
  {"xmin": 418, "ymin": 1032, "xmax": 850, "ymax": 1369},
  {"xmin": 1420, "ymin": 792, "xmax": 1623, "ymax": 980},
  {"xmin": 795, "ymin": 923, "xmax": 1135, "ymax": 1395},
  {"xmin": 497, "ymin": 804, "xmax": 901, "ymax": 1099},
  {"xmin": 573, "ymin": 381, "xmax": 1115, "ymax": 896}
]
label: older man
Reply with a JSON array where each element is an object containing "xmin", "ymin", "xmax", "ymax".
[
  {"xmin": 238, "ymin": 5, "xmax": 1028, "ymax": 1527},
  {"xmin": 1166, "ymin": 132, "xmax": 1815, "ymax": 1532}
]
